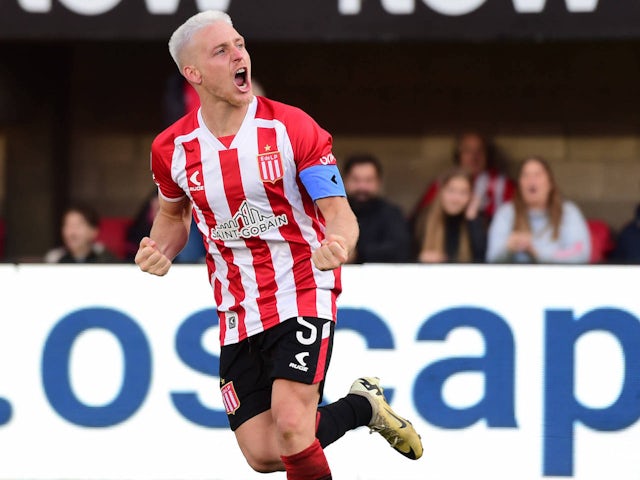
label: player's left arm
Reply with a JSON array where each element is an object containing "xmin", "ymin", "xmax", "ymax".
[
  {"xmin": 286, "ymin": 105, "xmax": 359, "ymax": 269},
  {"xmin": 313, "ymin": 196, "xmax": 359, "ymax": 271}
]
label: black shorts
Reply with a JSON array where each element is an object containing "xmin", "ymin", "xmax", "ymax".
[{"xmin": 219, "ymin": 316, "xmax": 335, "ymax": 431}]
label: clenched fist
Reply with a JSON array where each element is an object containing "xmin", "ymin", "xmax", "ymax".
[
  {"xmin": 312, "ymin": 234, "xmax": 349, "ymax": 271},
  {"xmin": 135, "ymin": 237, "xmax": 172, "ymax": 276}
]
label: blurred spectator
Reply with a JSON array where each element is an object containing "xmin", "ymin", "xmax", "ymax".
[
  {"xmin": 44, "ymin": 203, "xmax": 117, "ymax": 263},
  {"xmin": 486, "ymin": 156, "xmax": 591, "ymax": 264},
  {"xmin": 126, "ymin": 190, "xmax": 206, "ymax": 263},
  {"xmin": 612, "ymin": 203, "xmax": 640, "ymax": 264},
  {"xmin": 343, "ymin": 154, "xmax": 411, "ymax": 263},
  {"xmin": 412, "ymin": 132, "xmax": 515, "ymax": 225},
  {"xmin": 415, "ymin": 168, "xmax": 486, "ymax": 263},
  {"xmin": 174, "ymin": 219, "xmax": 207, "ymax": 264},
  {"xmin": 125, "ymin": 190, "xmax": 160, "ymax": 261}
]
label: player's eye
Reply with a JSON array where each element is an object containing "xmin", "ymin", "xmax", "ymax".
[{"xmin": 214, "ymin": 48, "xmax": 225, "ymax": 56}]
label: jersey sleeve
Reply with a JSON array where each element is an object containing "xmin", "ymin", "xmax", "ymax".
[
  {"xmin": 150, "ymin": 136, "xmax": 186, "ymax": 202},
  {"xmin": 287, "ymin": 107, "xmax": 346, "ymax": 201}
]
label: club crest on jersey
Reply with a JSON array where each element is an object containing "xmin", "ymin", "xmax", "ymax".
[
  {"xmin": 257, "ymin": 145, "xmax": 284, "ymax": 183},
  {"xmin": 221, "ymin": 381, "xmax": 240, "ymax": 415}
]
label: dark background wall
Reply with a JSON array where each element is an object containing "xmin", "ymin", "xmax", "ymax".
[{"xmin": 1, "ymin": 39, "xmax": 639, "ymax": 259}]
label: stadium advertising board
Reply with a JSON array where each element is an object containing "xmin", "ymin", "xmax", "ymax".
[
  {"xmin": 0, "ymin": 264, "xmax": 638, "ymax": 479},
  {"xmin": 2, "ymin": 0, "xmax": 640, "ymax": 40}
]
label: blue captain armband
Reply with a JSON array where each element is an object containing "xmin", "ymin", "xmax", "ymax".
[{"xmin": 299, "ymin": 165, "xmax": 346, "ymax": 201}]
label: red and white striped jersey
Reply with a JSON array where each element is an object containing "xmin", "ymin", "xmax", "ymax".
[{"xmin": 151, "ymin": 96, "xmax": 342, "ymax": 345}]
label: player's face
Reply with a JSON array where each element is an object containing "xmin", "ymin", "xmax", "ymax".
[
  {"xmin": 440, "ymin": 176, "xmax": 472, "ymax": 216},
  {"xmin": 186, "ymin": 21, "xmax": 252, "ymax": 107},
  {"xmin": 519, "ymin": 159, "xmax": 552, "ymax": 209},
  {"xmin": 457, "ymin": 134, "xmax": 487, "ymax": 176},
  {"xmin": 62, "ymin": 211, "xmax": 98, "ymax": 257},
  {"xmin": 345, "ymin": 163, "xmax": 381, "ymax": 203}
]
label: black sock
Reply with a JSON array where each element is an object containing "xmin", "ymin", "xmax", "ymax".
[{"xmin": 316, "ymin": 394, "xmax": 373, "ymax": 448}]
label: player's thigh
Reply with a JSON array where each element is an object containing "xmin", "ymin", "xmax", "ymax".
[
  {"xmin": 219, "ymin": 338, "xmax": 273, "ymax": 431},
  {"xmin": 267, "ymin": 316, "xmax": 335, "ymax": 396},
  {"xmin": 271, "ymin": 377, "xmax": 320, "ymax": 433},
  {"xmin": 266, "ymin": 316, "xmax": 335, "ymax": 435},
  {"xmin": 234, "ymin": 410, "xmax": 283, "ymax": 472}
]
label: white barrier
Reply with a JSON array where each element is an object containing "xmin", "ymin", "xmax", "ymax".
[{"xmin": 0, "ymin": 264, "xmax": 638, "ymax": 480}]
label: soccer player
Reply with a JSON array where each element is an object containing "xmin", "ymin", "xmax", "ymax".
[{"xmin": 135, "ymin": 10, "xmax": 423, "ymax": 479}]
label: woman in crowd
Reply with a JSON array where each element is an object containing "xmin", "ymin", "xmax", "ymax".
[
  {"xmin": 486, "ymin": 156, "xmax": 591, "ymax": 263},
  {"xmin": 412, "ymin": 132, "xmax": 515, "ymax": 223},
  {"xmin": 416, "ymin": 168, "xmax": 487, "ymax": 263},
  {"xmin": 44, "ymin": 203, "xmax": 117, "ymax": 263}
]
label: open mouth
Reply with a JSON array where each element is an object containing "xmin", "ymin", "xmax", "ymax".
[{"xmin": 234, "ymin": 67, "xmax": 249, "ymax": 90}]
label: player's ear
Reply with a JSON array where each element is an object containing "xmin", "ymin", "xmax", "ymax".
[{"xmin": 183, "ymin": 65, "xmax": 202, "ymax": 85}]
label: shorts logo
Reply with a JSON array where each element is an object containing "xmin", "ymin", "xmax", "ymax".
[
  {"xmin": 257, "ymin": 144, "xmax": 284, "ymax": 183},
  {"xmin": 289, "ymin": 351, "xmax": 310, "ymax": 372},
  {"xmin": 221, "ymin": 381, "xmax": 240, "ymax": 415},
  {"xmin": 295, "ymin": 352, "xmax": 309, "ymax": 367}
]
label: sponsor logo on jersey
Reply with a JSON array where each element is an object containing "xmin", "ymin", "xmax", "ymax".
[
  {"xmin": 188, "ymin": 170, "xmax": 204, "ymax": 192},
  {"xmin": 289, "ymin": 351, "xmax": 310, "ymax": 372},
  {"xmin": 210, "ymin": 200, "xmax": 288, "ymax": 241},
  {"xmin": 257, "ymin": 144, "xmax": 284, "ymax": 183},
  {"xmin": 319, "ymin": 153, "xmax": 337, "ymax": 165},
  {"xmin": 220, "ymin": 381, "xmax": 240, "ymax": 415}
]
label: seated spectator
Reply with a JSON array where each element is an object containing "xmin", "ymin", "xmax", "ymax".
[
  {"xmin": 174, "ymin": 219, "xmax": 207, "ymax": 264},
  {"xmin": 343, "ymin": 154, "xmax": 411, "ymax": 263},
  {"xmin": 486, "ymin": 156, "xmax": 591, "ymax": 264},
  {"xmin": 412, "ymin": 132, "xmax": 515, "ymax": 225},
  {"xmin": 125, "ymin": 190, "xmax": 160, "ymax": 261},
  {"xmin": 126, "ymin": 190, "xmax": 205, "ymax": 263},
  {"xmin": 612, "ymin": 203, "xmax": 640, "ymax": 264},
  {"xmin": 415, "ymin": 168, "xmax": 486, "ymax": 263},
  {"xmin": 44, "ymin": 203, "xmax": 117, "ymax": 263}
]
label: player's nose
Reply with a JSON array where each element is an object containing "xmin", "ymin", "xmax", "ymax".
[{"xmin": 230, "ymin": 45, "xmax": 244, "ymax": 61}]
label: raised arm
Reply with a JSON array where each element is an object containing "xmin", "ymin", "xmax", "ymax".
[
  {"xmin": 135, "ymin": 195, "xmax": 192, "ymax": 276},
  {"xmin": 312, "ymin": 196, "xmax": 359, "ymax": 271}
]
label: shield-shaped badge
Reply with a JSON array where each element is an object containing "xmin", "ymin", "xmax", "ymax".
[{"xmin": 257, "ymin": 146, "xmax": 284, "ymax": 183}]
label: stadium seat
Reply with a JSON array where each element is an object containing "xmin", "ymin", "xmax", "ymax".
[
  {"xmin": 97, "ymin": 217, "xmax": 133, "ymax": 261},
  {"xmin": 586, "ymin": 218, "xmax": 615, "ymax": 264}
]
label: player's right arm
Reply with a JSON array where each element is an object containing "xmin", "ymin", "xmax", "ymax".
[{"xmin": 135, "ymin": 195, "xmax": 192, "ymax": 276}]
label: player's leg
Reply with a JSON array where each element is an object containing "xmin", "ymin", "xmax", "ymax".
[
  {"xmin": 272, "ymin": 378, "xmax": 320, "ymax": 454},
  {"xmin": 316, "ymin": 377, "xmax": 423, "ymax": 460},
  {"xmin": 315, "ymin": 388, "xmax": 372, "ymax": 447},
  {"xmin": 219, "ymin": 337, "xmax": 284, "ymax": 473},
  {"xmin": 267, "ymin": 316, "xmax": 335, "ymax": 479},
  {"xmin": 234, "ymin": 411, "xmax": 284, "ymax": 472},
  {"xmin": 346, "ymin": 376, "xmax": 424, "ymax": 460},
  {"xmin": 272, "ymin": 378, "xmax": 331, "ymax": 479}
]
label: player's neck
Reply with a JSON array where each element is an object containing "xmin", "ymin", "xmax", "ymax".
[{"xmin": 200, "ymin": 98, "xmax": 251, "ymax": 138}]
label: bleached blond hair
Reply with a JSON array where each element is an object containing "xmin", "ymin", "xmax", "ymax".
[{"xmin": 168, "ymin": 10, "xmax": 233, "ymax": 70}]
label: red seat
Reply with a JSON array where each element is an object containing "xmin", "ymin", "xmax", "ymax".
[
  {"xmin": 97, "ymin": 217, "xmax": 133, "ymax": 260},
  {"xmin": 586, "ymin": 219, "xmax": 615, "ymax": 264}
]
